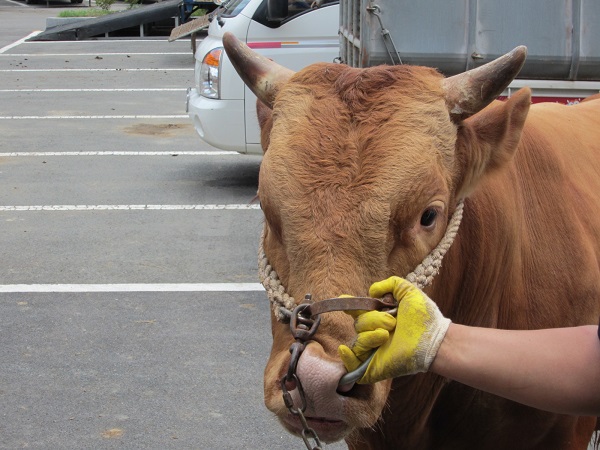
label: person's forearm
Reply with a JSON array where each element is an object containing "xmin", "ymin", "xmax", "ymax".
[{"xmin": 430, "ymin": 323, "xmax": 600, "ymax": 416}]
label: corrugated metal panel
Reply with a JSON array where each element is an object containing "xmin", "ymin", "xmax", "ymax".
[
  {"xmin": 472, "ymin": 0, "xmax": 572, "ymax": 78},
  {"xmin": 579, "ymin": 0, "xmax": 600, "ymax": 79},
  {"xmin": 339, "ymin": 0, "xmax": 600, "ymax": 80}
]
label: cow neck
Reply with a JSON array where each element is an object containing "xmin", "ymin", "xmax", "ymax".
[{"xmin": 258, "ymin": 200, "xmax": 465, "ymax": 322}]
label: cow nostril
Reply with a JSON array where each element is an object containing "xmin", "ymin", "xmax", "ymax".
[{"xmin": 336, "ymin": 381, "xmax": 356, "ymax": 396}]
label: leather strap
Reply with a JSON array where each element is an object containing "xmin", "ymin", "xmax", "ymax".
[{"xmin": 304, "ymin": 295, "xmax": 396, "ymax": 317}]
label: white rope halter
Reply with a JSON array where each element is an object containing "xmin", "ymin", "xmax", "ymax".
[{"xmin": 258, "ymin": 200, "xmax": 464, "ymax": 321}]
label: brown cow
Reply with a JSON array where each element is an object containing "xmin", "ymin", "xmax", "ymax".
[{"xmin": 223, "ymin": 32, "xmax": 600, "ymax": 449}]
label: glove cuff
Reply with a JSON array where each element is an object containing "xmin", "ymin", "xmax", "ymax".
[{"xmin": 421, "ymin": 317, "xmax": 451, "ymax": 371}]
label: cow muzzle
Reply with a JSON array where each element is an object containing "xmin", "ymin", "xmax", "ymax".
[
  {"xmin": 280, "ymin": 340, "xmax": 352, "ymax": 444},
  {"xmin": 276, "ymin": 295, "xmax": 396, "ymax": 446}
]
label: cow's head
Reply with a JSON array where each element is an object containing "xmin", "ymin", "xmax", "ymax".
[{"xmin": 224, "ymin": 33, "xmax": 531, "ymax": 443}]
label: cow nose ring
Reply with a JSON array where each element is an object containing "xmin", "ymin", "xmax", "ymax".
[
  {"xmin": 284, "ymin": 295, "xmax": 398, "ymax": 390},
  {"xmin": 279, "ymin": 294, "xmax": 398, "ymax": 449}
]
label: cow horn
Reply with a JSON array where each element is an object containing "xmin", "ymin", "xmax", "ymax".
[
  {"xmin": 222, "ymin": 32, "xmax": 294, "ymax": 109},
  {"xmin": 443, "ymin": 46, "xmax": 527, "ymax": 122}
]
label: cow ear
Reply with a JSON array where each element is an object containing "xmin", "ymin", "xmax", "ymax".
[
  {"xmin": 256, "ymin": 99, "xmax": 273, "ymax": 154},
  {"xmin": 454, "ymin": 87, "xmax": 531, "ymax": 197}
]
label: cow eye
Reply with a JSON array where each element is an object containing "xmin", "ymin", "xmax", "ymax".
[{"xmin": 420, "ymin": 208, "xmax": 437, "ymax": 227}]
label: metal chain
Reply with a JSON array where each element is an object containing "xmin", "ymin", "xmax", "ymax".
[
  {"xmin": 280, "ymin": 296, "xmax": 324, "ymax": 450},
  {"xmin": 279, "ymin": 295, "xmax": 397, "ymax": 449}
]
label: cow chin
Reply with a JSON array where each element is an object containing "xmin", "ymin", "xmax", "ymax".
[
  {"xmin": 279, "ymin": 413, "xmax": 351, "ymax": 444},
  {"xmin": 264, "ymin": 342, "xmax": 391, "ymax": 443}
]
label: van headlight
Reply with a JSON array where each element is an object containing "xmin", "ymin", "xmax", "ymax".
[{"xmin": 199, "ymin": 48, "xmax": 222, "ymax": 99}]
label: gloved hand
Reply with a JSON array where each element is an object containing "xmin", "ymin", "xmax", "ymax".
[{"xmin": 338, "ymin": 276, "xmax": 451, "ymax": 383}]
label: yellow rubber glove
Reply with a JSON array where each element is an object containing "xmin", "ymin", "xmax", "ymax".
[
  {"xmin": 336, "ymin": 295, "xmax": 396, "ymax": 371},
  {"xmin": 338, "ymin": 276, "xmax": 451, "ymax": 383},
  {"xmin": 338, "ymin": 310, "xmax": 396, "ymax": 372}
]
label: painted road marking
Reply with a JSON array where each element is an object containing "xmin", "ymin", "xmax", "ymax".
[
  {"xmin": 0, "ymin": 151, "xmax": 238, "ymax": 156},
  {"xmin": 0, "ymin": 283, "xmax": 265, "ymax": 293},
  {"xmin": 1, "ymin": 53, "xmax": 190, "ymax": 57},
  {"xmin": 0, "ymin": 31, "xmax": 41, "ymax": 54},
  {"xmin": 24, "ymin": 39, "xmax": 178, "ymax": 43},
  {"xmin": 0, "ymin": 205, "xmax": 260, "ymax": 211},
  {"xmin": 4, "ymin": 0, "xmax": 28, "ymax": 6},
  {"xmin": 0, "ymin": 88, "xmax": 186, "ymax": 92},
  {"xmin": 0, "ymin": 68, "xmax": 192, "ymax": 72},
  {"xmin": 0, "ymin": 33, "xmax": 185, "ymax": 55},
  {"xmin": 0, "ymin": 115, "xmax": 188, "ymax": 119}
]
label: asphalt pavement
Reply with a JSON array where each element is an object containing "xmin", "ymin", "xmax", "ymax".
[{"xmin": 0, "ymin": 1, "xmax": 347, "ymax": 448}]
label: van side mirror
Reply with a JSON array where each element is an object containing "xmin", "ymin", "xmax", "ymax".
[{"xmin": 267, "ymin": 0, "xmax": 288, "ymax": 21}]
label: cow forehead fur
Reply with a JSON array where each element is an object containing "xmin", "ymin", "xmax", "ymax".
[
  {"xmin": 259, "ymin": 63, "xmax": 458, "ymax": 298},
  {"xmin": 269, "ymin": 63, "xmax": 457, "ymax": 171}
]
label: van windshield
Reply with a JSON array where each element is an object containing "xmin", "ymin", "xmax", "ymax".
[
  {"xmin": 252, "ymin": 0, "xmax": 338, "ymax": 28},
  {"xmin": 221, "ymin": 0, "xmax": 252, "ymax": 17}
]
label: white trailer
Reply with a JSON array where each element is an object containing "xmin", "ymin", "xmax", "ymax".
[{"xmin": 187, "ymin": 0, "xmax": 600, "ymax": 155}]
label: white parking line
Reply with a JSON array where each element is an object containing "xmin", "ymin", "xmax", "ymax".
[
  {"xmin": 0, "ymin": 115, "xmax": 188, "ymax": 119},
  {"xmin": 0, "ymin": 31, "xmax": 41, "ymax": 54},
  {"xmin": 0, "ymin": 88, "xmax": 186, "ymax": 92},
  {"xmin": 0, "ymin": 151, "xmax": 238, "ymax": 156},
  {"xmin": 24, "ymin": 39, "xmax": 176, "ymax": 43},
  {"xmin": 0, "ymin": 68, "xmax": 193, "ymax": 72},
  {"xmin": 4, "ymin": 0, "xmax": 28, "ymax": 6},
  {"xmin": 0, "ymin": 204, "xmax": 260, "ymax": 211},
  {"xmin": 0, "ymin": 35, "xmax": 186, "ymax": 55},
  {"xmin": 0, "ymin": 283, "xmax": 265, "ymax": 293},
  {"xmin": 2, "ymin": 53, "xmax": 190, "ymax": 56}
]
